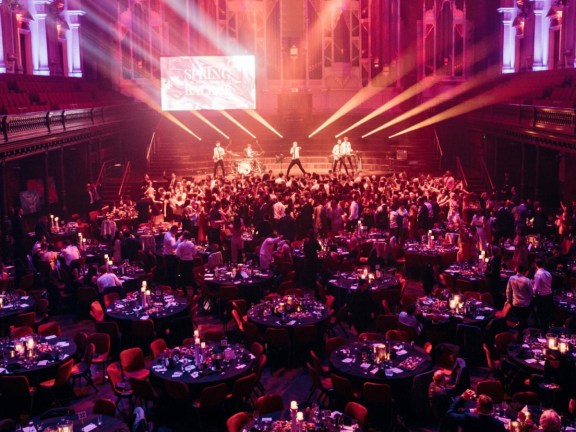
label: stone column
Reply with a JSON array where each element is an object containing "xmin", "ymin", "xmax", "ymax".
[
  {"xmin": 31, "ymin": 0, "xmax": 50, "ymax": 75},
  {"xmin": 65, "ymin": 10, "xmax": 84, "ymax": 77},
  {"xmin": 531, "ymin": 0, "xmax": 548, "ymax": 70},
  {"xmin": 498, "ymin": 1, "xmax": 516, "ymax": 73}
]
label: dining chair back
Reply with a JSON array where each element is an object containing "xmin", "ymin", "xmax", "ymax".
[
  {"xmin": 0, "ymin": 375, "xmax": 35, "ymax": 420},
  {"xmin": 90, "ymin": 301, "xmax": 104, "ymax": 322},
  {"xmin": 164, "ymin": 379, "xmax": 190, "ymax": 403},
  {"xmin": 325, "ymin": 336, "xmax": 346, "ymax": 355},
  {"xmin": 70, "ymin": 342, "xmax": 97, "ymax": 392},
  {"xmin": 94, "ymin": 321, "xmax": 122, "ymax": 360},
  {"xmin": 494, "ymin": 331, "xmax": 516, "ymax": 358},
  {"xmin": 476, "ymin": 379, "xmax": 505, "ymax": 404},
  {"xmin": 200, "ymin": 382, "xmax": 227, "ymax": 409},
  {"xmin": 254, "ymin": 394, "xmax": 284, "ymax": 415},
  {"xmin": 385, "ymin": 329, "xmax": 410, "ymax": 342},
  {"xmin": 103, "ymin": 292, "xmax": 120, "ymax": 308},
  {"xmin": 374, "ymin": 314, "xmax": 399, "ymax": 333},
  {"xmin": 226, "ymin": 412, "xmax": 251, "ymax": 432},
  {"xmin": 38, "ymin": 321, "xmax": 62, "ymax": 337},
  {"xmin": 10, "ymin": 325, "xmax": 34, "ymax": 338},
  {"xmin": 120, "ymin": 347, "xmax": 149, "ymax": 380},
  {"xmin": 12, "ymin": 312, "xmax": 35, "ymax": 328},
  {"xmin": 344, "ymin": 401, "xmax": 368, "ymax": 428},
  {"xmin": 150, "ymin": 338, "xmax": 168, "ymax": 360},
  {"xmin": 92, "ymin": 398, "xmax": 116, "ymax": 417}
]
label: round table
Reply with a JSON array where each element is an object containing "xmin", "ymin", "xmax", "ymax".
[
  {"xmin": 403, "ymin": 242, "xmax": 458, "ymax": 277},
  {"xmin": 204, "ymin": 266, "xmax": 275, "ymax": 304},
  {"xmin": 150, "ymin": 342, "xmax": 255, "ymax": 390},
  {"xmin": 329, "ymin": 340, "xmax": 431, "ymax": 385},
  {"xmin": 0, "ymin": 293, "xmax": 36, "ymax": 335},
  {"xmin": 0, "ymin": 334, "xmax": 76, "ymax": 384},
  {"xmin": 247, "ymin": 296, "xmax": 330, "ymax": 328},
  {"xmin": 417, "ymin": 295, "xmax": 496, "ymax": 326},
  {"xmin": 105, "ymin": 292, "xmax": 189, "ymax": 336},
  {"xmin": 33, "ymin": 413, "xmax": 128, "ymax": 432},
  {"xmin": 554, "ymin": 293, "xmax": 576, "ymax": 315},
  {"xmin": 327, "ymin": 271, "xmax": 399, "ymax": 308}
]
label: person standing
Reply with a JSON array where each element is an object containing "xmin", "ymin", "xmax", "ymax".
[
  {"xmin": 163, "ymin": 225, "xmax": 179, "ymax": 289},
  {"xmin": 332, "ymin": 139, "xmax": 342, "ymax": 174},
  {"xmin": 176, "ymin": 230, "xmax": 198, "ymax": 296},
  {"xmin": 340, "ymin": 136, "xmax": 354, "ymax": 175},
  {"xmin": 286, "ymin": 141, "xmax": 306, "ymax": 176},
  {"xmin": 213, "ymin": 141, "xmax": 226, "ymax": 177},
  {"xmin": 505, "ymin": 264, "xmax": 533, "ymax": 332},
  {"xmin": 533, "ymin": 258, "xmax": 553, "ymax": 329}
]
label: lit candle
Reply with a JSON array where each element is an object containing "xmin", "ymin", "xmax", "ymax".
[
  {"xmin": 200, "ymin": 342, "xmax": 206, "ymax": 350},
  {"xmin": 26, "ymin": 337, "xmax": 35, "ymax": 350},
  {"xmin": 449, "ymin": 299, "xmax": 457, "ymax": 309},
  {"xmin": 141, "ymin": 286, "xmax": 146, "ymax": 293},
  {"xmin": 142, "ymin": 281, "xmax": 147, "ymax": 289},
  {"xmin": 104, "ymin": 254, "xmax": 109, "ymax": 261},
  {"xmin": 296, "ymin": 412, "xmax": 304, "ymax": 422},
  {"xmin": 453, "ymin": 295, "xmax": 460, "ymax": 304},
  {"xmin": 290, "ymin": 401, "xmax": 298, "ymax": 411},
  {"xmin": 54, "ymin": 217, "xmax": 59, "ymax": 227},
  {"xmin": 559, "ymin": 341, "xmax": 569, "ymax": 354},
  {"xmin": 194, "ymin": 330, "xmax": 199, "ymax": 338},
  {"xmin": 145, "ymin": 290, "xmax": 150, "ymax": 297},
  {"xmin": 195, "ymin": 338, "xmax": 201, "ymax": 345},
  {"xmin": 547, "ymin": 334, "xmax": 558, "ymax": 350},
  {"xmin": 0, "ymin": 298, "xmax": 3, "ymax": 308}
]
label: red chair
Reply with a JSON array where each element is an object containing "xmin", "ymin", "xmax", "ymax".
[
  {"xmin": 88, "ymin": 333, "xmax": 110, "ymax": 383},
  {"xmin": 0, "ymin": 375, "xmax": 36, "ymax": 420},
  {"xmin": 344, "ymin": 401, "xmax": 368, "ymax": 428},
  {"xmin": 70, "ymin": 342, "xmax": 98, "ymax": 392},
  {"xmin": 90, "ymin": 301, "xmax": 105, "ymax": 322},
  {"xmin": 92, "ymin": 398, "xmax": 116, "ymax": 417},
  {"xmin": 38, "ymin": 321, "xmax": 62, "ymax": 337},
  {"xmin": 39, "ymin": 358, "xmax": 74, "ymax": 406},
  {"xmin": 254, "ymin": 394, "xmax": 284, "ymax": 415},
  {"xmin": 150, "ymin": 338, "xmax": 168, "ymax": 360},
  {"xmin": 477, "ymin": 379, "xmax": 505, "ymax": 404},
  {"xmin": 120, "ymin": 347, "xmax": 149, "ymax": 380},
  {"xmin": 226, "ymin": 412, "xmax": 251, "ymax": 432}
]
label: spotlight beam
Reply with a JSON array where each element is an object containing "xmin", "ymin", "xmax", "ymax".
[
  {"xmin": 244, "ymin": 110, "xmax": 283, "ymax": 138},
  {"xmin": 192, "ymin": 111, "xmax": 229, "ymax": 139},
  {"xmin": 336, "ymin": 76, "xmax": 443, "ymax": 137},
  {"xmin": 362, "ymin": 66, "xmax": 502, "ymax": 138},
  {"xmin": 220, "ymin": 111, "xmax": 256, "ymax": 138},
  {"xmin": 388, "ymin": 74, "xmax": 530, "ymax": 138}
]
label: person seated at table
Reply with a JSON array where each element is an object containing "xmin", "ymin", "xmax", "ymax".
[
  {"xmin": 531, "ymin": 350, "xmax": 575, "ymax": 413},
  {"xmin": 83, "ymin": 264, "xmax": 99, "ymax": 288},
  {"xmin": 398, "ymin": 303, "xmax": 423, "ymax": 335},
  {"xmin": 347, "ymin": 278, "xmax": 376, "ymax": 335},
  {"xmin": 429, "ymin": 370, "xmax": 453, "ymax": 431},
  {"xmin": 260, "ymin": 233, "xmax": 283, "ymax": 271},
  {"xmin": 446, "ymin": 390, "xmax": 507, "ymax": 432},
  {"xmin": 96, "ymin": 264, "xmax": 123, "ymax": 295},
  {"xmin": 273, "ymin": 239, "xmax": 293, "ymax": 265},
  {"xmin": 539, "ymin": 409, "xmax": 562, "ymax": 432},
  {"xmin": 456, "ymin": 228, "xmax": 474, "ymax": 263},
  {"xmin": 61, "ymin": 239, "xmax": 81, "ymax": 270}
]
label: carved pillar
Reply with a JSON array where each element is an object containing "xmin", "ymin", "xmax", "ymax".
[
  {"xmin": 499, "ymin": 2, "xmax": 516, "ymax": 73},
  {"xmin": 531, "ymin": 0, "xmax": 548, "ymax": 70},
  {"xmin": 31, "ymin": 1, "xmax": 50, "ymax": 75},
  {"xmin": 0, "ymin": 10, "xmax": 5, "ymax": 73},
  {"xmin": 66, "ymin": 10, "xmax": 84, "ymax": 77}
]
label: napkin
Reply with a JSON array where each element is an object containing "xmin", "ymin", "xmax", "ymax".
[
  {"xmin": 360, "ymin": 362, "xmax": 371, "ymax": 369},
  {"xmin": 37, "ymin": 360, "xmax": 49, "ymax": 366},
  {"xmin": 140, "ymin": 315, "xmax": 150, "ymax": 320},
  {"xmin": 45, "ymin": 335, "xmax": 57, "ymax": 340},
  {"xmin": 82, "ymin": 423, "xmax": 98, "ymax": 432},
  {"xmin": 22, "ymin": 426, "xmax": 37, "ymax": 432},
  {"xmin": 20, "ymin": 296, "xmax": 29, "ymax": 300},
  {"xmin": 396, "ymin": 350, "xmax": 408, "ymax": 356},
  {"xmin": 19, "ymin": 303, "xmax": 30, "ymax": 308},
  {"xmin": 172, "ymin": 372, "xmax": 183, "ymax": 378},
  {"xmin": 0, "ymin": 368, "xmax": 5, "ymax": 374},
  {"xmin": 524, "ymin": 358, "xmax": 536, "ymax": 364},
  {"xmin": 287, "ymin": 320, "xmax": 296, "ymax": 326},
  {"xmin": 537, "ymin": 338, "xmax": 546, "ymax": 344},
  {"xmin": 56, "ymin": 341, "xmax": 70, "ymax": 347},
  {"xmin": 236, "ymin": 364, "xmax": 247, "ymax": 369},
  {"xmin": 370, "ymin": 367, "xmax": 379, "ymax": 374},
  {"xmin": 191, "ymin": 372, "xmax": 199, "ymax": 378},
  {"xmin": 475, "ymin": 316, "xmax": 485, "ymax": 320},
  {"xmin": 328, "ymin": 280, "xmax": 337, "ymax": 283},
  {"xmin": 341, "ymin": 358, "xmax": 353, "ymax": 364}
]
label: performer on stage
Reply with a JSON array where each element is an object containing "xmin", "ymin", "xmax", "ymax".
[
  {"xmin": 340, "ymin": 136, "xmax": 354, "ymax": 175},
  {"xmin": 244, "ymin": 143, "xmax": 255, "ymax": 159},
  {"xmin": 333, "ymin": 138, "xmax": 349, "ymax": 175},
  {"xmin": 287, "ymin": 141, "xmax": 306, "ymax": 176},
  {"xmin": 213, "ymin": 141, "xmax": 226, "ymax": 177}
]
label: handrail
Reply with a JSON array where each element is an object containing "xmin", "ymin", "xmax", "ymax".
[
  {"xmin": 433, "ymin": 128, "xmax": 443, "ymax": 158},
  {"xmin": 146, "ymin": 130, "xmax": 156, "ymax": 171},
  {"xmin": 96, "ymin": 160, "xmax": 112, "ymax": 186},
  {"xmin": 479, "ymin": 156, "xmax": 495, "ymax": 192},
  {"xmin": 118, "ymin": 161, "xmax": 131, "ymax": 199},
  {"xmin": 455, "ymin": 156, "xmax": 468, "ymax": 189}
]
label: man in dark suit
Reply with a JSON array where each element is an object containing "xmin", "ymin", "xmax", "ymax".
[{"xmin": 446, "ymin": 390, "xmax": 507, "ymax": 432}]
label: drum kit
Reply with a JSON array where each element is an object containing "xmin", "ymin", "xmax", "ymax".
[{"xmin": 232, "ymin": 152, "xmax": 264, "ymax": 175}]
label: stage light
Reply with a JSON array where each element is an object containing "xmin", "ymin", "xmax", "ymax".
[
  {"xmin": 244, "ymin": 110, "xmax": 283, "ymax": 138},
  {"xmin": 192, "ymin": 111, "xmax": 229, "ymax": 140}
]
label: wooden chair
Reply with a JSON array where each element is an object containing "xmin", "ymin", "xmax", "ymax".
[
  {"xmin": 12, "ymin": 312, "xmax": 35, "ymax": 328},
  {"xmin": 477, "ymin": 379, "xmax": 505, "ymax": 404},
  {"xmin": 254, "ymin": 394, "xmax": 284, "ymax": 415}
]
